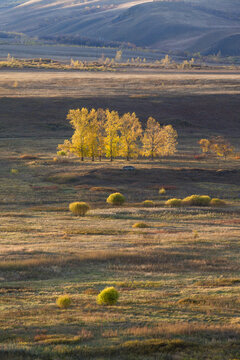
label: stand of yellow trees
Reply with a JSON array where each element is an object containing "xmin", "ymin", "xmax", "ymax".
[{"xmin": 58, "ymin": 107, "xmax": 178, "ymax": 161}]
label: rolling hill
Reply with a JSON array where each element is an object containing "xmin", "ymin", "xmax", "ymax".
[{"xmin": 0, "ymin": 0, "xmax": 240, "ymax": 55}]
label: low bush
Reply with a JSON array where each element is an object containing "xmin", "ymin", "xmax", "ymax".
[
  {"xmin": 57, "ymin": 150, "xmax": 66, "ymax": 156},
  {"xmin": 97, "ymin": 287, "xmax": 119, "ymax": 305},
  {"xmin": 182, "ymin": 195, "xmax": 211, "ymax": 206},
  {"xmin": 106, "ymin": 193, "xmax": 125, "ymax": 206},
  {"xmin": 142, "ymin": 200, "xmax": 155, "ymax": 207},
  {"xmin": 210, "ymin": 198, "xmax": 226, "ymax": 206},
  {"xmin": 132, "ymin": 222, "xmax": 150, "ymax": 228},
  {"xmin": 10, "ymin": 168, "xmax": 19, "ymax": 174},
  {"xmin": 159, "ymin": 187, "xmax": 166, "ymax": 195},
  {"xmin": 69, "ymin": 202, "xmax": 90, "ymax": 216},
  {"xmin": 165, "ymin": 198, "xmax": 182, "ymax": 207},
  {"xmin": 56, "ymin": 295, "xmax": 71, "ymax": 309}
]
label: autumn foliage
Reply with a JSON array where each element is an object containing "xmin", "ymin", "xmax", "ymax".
[
  {"xmin": 199, "ymin": 136, "xmax": 234, "ymax": 159},
  {"xmin": 58, "ymin": 107, "xmax": 178, "ymax": 161}
]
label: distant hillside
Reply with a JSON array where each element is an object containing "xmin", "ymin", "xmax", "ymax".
[
  {"xmin": 1, "ymin": 0, "xmax": 240, "ymax": 55},
  {"xmin": 204, "ymin": 34, "xmax": 240, "ymax": 56}
]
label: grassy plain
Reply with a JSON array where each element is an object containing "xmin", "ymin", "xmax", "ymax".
[{"xmin": 0, "ymin": 69, "xmax": 240, "ymax": 359}]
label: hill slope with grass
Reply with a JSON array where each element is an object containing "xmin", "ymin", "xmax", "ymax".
[{"xmin": 1, "ymin": 0, "xmax": 240, "ymax": 54}]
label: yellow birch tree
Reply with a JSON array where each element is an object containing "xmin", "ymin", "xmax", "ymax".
[
  {"xmin": 142, "ymin": 118, "xmax": 177, "ymax": 159},
  {"xmin": 104, "ymin": 109, "xmax": 120, "ymax": 161},
  {"xmin": 119, "ymin": 112, "xmax": 142, "ymax": 160},
  {"xmin": 87, "ymin": 108, "xmax": 99, "ymax": 161},
  {"xmin": 160, "ymin": 125, "xmax": 178, "ymax": 156},
  {"xmin": 142, "ymin": 117, "xmax": 163, "ymax": 160},
  {"xmin": 58, "ymin": 108, "xmax": 89, "ymax": 161},
  {"xmin": 96, "ymin": 108, "xmax": 107, "ymax": 161}
]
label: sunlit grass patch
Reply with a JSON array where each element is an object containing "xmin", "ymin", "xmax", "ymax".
[
  {"xmin": 111, "ymin": 280, "xmax": 163, "ymax": 289},
  {"xmin": 195, "ymin": 278, "xmax": 240, "ymax": 287},
  {"xmin": 64, "ymin": 228, "xmax": 131, "ymax": 235}
]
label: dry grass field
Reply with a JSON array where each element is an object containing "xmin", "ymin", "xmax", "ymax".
[{"xmin": 0, "ymin": 69, "xmax": 240, "ymax": 359}]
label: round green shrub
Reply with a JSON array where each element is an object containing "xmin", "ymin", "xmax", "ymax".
[
  {"xmin": 159, "ymin": 187, "xmax": 166, "ymax": 195},
  {"xmin": 142, "ymin": 200, "xmax": 155, "ymax": 207},
  {"xmin": 132, "ymin": 222, "xmax": 150, "ymax": 228},
  {"xmin": 210, "ymin": 198, "xmax": 226, "ymax": 207},
  {"xmin": 165, "ymin": 198, "xmax": 182, "ymax": 207},
  {"xmin": 56, "ymin": 295, "xmax": 71, "ymax": 309},
  {"xmin": 106, "ymin": 192, "xmax": 125, "ymax": 206},
  {"xmin": 182, "ymin": 195, "xmax": 211, "ymax": 206},
  {"xmin": 69, "ymin": 202, "xmax": 90, "ymax": 216},
  {"xmin": 97, "ymin": 287, "xmax": 119, "ymax": 305}
]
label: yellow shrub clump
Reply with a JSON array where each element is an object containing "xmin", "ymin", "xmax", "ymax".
[
  {"xmin": 182, "ymin": 195, "xmax": 211, "ymax": 206},
  {"xmin": 159, "ymin": 187, "xmax": 166, "ymax": 195},
  {"xmin": 142, "ymin": 200, "xmax": 155, "ymax": 207},
  {"xmin": 97, "ymin": 287, "xmax": 119, "ymax": 305},
  {"xmin": 69, "ymin": 202, "xmax": 90, "ymax": 216},
  {"xmin": 165, "ymin": 198, "xmax": 182, "ymax": 207},
  {"xmin": 56, "ymin": 295, "xmax": 71, "ymax": 309},
  {"xmin": 210, "ymin": 198, "xmax": 226, "ymax": 206},
  {"xmin": 106, "ymin": 193, "xmax": 125, "ymax": 205}
]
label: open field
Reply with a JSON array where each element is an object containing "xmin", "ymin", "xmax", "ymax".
[
  {"xmin": 1, "ymin": 69, "xmax": 240, "ymax": 140},
  {"xmin": 0, "ymin": 69, "xmax": 240, "ymax": 359}
]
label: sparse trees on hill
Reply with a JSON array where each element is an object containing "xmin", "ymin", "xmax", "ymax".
[
  {"xmin": 58, "ymin": 108, "xmax": 178, "ymax": 161},
  {"xmin": 199, "ymin": 136, "xmax": 234, "ymax": 159}
]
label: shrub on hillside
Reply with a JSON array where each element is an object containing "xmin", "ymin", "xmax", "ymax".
[
  {"xmin": 97, "ymin": 287, "xmax": 119, "ymax": 305},
  {"xmin": 182, "ymin": 195, "xmax": 211, "ymax": 206},
  {"xmin": 210, "ymin": 198, "xmax": 226, "ymax": 206},
  {"xmin": 56, "ymin": 295, "xmax": 71, "ymax": 309},
  {"xmin": 165, "ymin": 198, "xmax": 182, "ymax": 207},
  {"xmin": 106, "ymin": 193, "xmax": 125, "ymax": 206},
  {"xmin": 142, "ymin": 200, "xmax": 155, "ymax": 207},
  {"xmin": 69, "ymin": 202, "xmax": 90, "ymax": 216}
]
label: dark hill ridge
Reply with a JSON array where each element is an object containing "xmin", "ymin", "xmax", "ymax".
[{"xmin": 1, "ymin": 0, "xmax": 240, "ymax": 54}]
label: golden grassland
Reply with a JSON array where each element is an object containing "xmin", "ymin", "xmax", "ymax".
[
  {"xmin": 0, "ymin": 135, "xmax": 240, "ymax": 360},
  {"xmin": 0, "ymin": 69, "xmax": 240, "ymax": 359}
]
